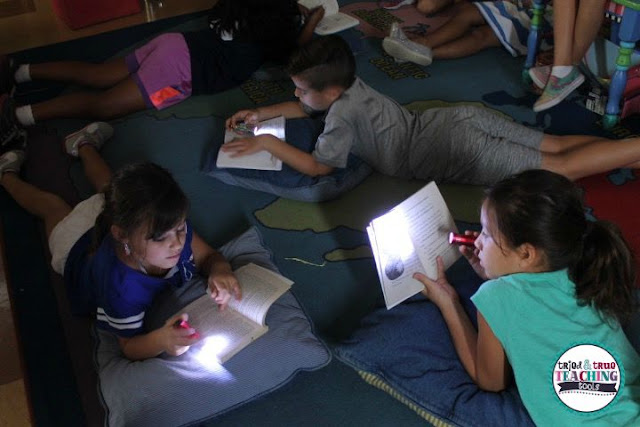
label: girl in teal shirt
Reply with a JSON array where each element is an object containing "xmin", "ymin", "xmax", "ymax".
[{"xmin": 415, "ymin": 169, "xmax": 640, "ymax": 424}]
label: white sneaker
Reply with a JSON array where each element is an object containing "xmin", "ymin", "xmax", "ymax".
[
  {"xmin": 64, "ymin": 122, "xmax": 113, "ymax": 157},
  {"xmin": 389, "ymin": 22, "xmax": 408, "ymax": 41},
  {"xmin": 0, "ymin": 150, "xmax": 25, "ymax": 175},
  {"xmin": 382, "ymin": 35, "xmax": 432, "ymax": 66}
]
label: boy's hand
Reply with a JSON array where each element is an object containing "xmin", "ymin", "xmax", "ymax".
[
  {"xmin": 458, "ymin": 230, "xmax": 487, "ymax": 280},
  {"xmin": 162, "ymin": 313, "xmax": 199, "ymax": 356},
  {"xmin": 226, "ymin": 109, "xmax": 260, "ymax": 130},
  {"xmin": 413, "ymin": 257, "xmax": 459, "ymax": 309},
  {"xmin": 208, "ymin": 266, "xmax": 241, "ymax": 310},
  {"xmin": 221, "ymin": 135, "xmax": 267, "ymax": 157}
]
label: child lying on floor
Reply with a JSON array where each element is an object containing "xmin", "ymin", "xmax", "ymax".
[
  {"xmin": 0, "ymin": 0, "xmax": 324, "ymax": 149},
  {"xmin": 381, "ymin": 0, "xmax": 552, "ymax": 66},
  {"xmin": 223, "ymin": 35, "xmax": 640, "ymax": 186},
  {"xmin": 415, "ymin": 169, "xmax": 639, "ymax": 424},
  {"xmin": 0, "ymin": 124, "xmax": 241, "ymax": 360}
]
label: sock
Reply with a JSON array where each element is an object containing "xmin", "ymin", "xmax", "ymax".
[
  {"xmin": 15, "ymin": 105, "xmax": 35, "ymax": 126},
  {"xmin": 14, "ymin": 64, "xmax": 31, "ymax": 83},
  {"xmin": 551, "ymin": 65, "xmax": 573, "ymax": 79}
]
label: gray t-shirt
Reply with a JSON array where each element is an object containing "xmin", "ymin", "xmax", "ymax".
[{"xmin": 312, "ymin": 77, "xmax": 418, "ymax": 178}]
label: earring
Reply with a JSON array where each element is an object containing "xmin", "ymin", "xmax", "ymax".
[{"xmin": 124, "ymin": 242, "xmax": 131, "ymax": 256}]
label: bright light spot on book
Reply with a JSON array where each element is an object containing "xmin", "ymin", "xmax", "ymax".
[
  {"xmin": 377, "ymin": 209, "xmax": 413, "ymax": 259},
  {"xmin": 254, "ymin": 126, "xmax": 275, "ymax": 136},
  {"xmin": 253, "ymin": 116, "xmax": 285, "ymax": 139},
  {"xmin": 194, "ymin": 335, "xmax": 233, "ymax": 375}
]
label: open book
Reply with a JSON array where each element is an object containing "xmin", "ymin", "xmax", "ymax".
[
  {"xmin": 367, "ymin": 182, "xmax": 461, "ymax": 310},
  {"xmin": 216, "ymin": 116, "xmax": 285, "ymax": 171},
  {"xmin": 177, "ymin": 263, "xmax": 293, "ymax": 363},
  {"xmin": 298, "ymin": 0, "xmax": 359, "ymax": 35}
]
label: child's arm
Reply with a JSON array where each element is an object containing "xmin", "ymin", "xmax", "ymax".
[
  {"xmin": 221, "ymin": 133, "xmax": 334, "ymax": 177},
  {"xmin": 414, "ymin": 257, "xmax": 511, "ymax": 391},
  {"xmin": 117, "ymin": 313, "xmax": 198, "ymax": 360},
  {"xmin": 191, "ymin": 232, "xmax": 242, "ymax": 308},
  {"xmin": 297, "ymin": 6, "xmax": 325, "ymax": 46},
  {"xmin": 226, "ymin": 101, "xmax": 308, "ymax": 129}
]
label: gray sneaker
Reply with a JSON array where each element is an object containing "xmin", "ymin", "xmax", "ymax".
[
  {"xmin": 64, "ymin": 122, "xmax": 114, "ymax": 157},
  {"xmin": 0, "ymin": 150, "xmax": 25, "ymax": 175},
  {"xmin": 382, "ymin": 31, "xmax": 432, "ymax": 66}
]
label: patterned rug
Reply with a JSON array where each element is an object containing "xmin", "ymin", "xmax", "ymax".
[{"xmin": 4, "ymin": 1, "xmax": 640, "ymax": 425}]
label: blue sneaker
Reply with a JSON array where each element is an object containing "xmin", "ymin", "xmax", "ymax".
[{"xmin": 533, "ymin": 67, "xmax": 585, "ymax": 112}]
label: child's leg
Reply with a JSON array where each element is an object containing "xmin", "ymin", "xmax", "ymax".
[
  {"xmin": 550, "ymin": 0, "xmax": 577, "ymax": 66},
  {"xmin": 77, "ymin": 144, "xmax": 112, "ymax": 193},
  {"xmin": 62, "ymin": 121, "xmax": 114, "ymax": 192},
  {"xmin": 572, "ymin": 0, "xmax": 607, "ymax": 62},
  {"xmin": 29, "ymin": 77, "xmax": 146, "ymax": 122},
  {"xmin": 431, "ymin": 26, "xmax": 500, "ymax": 59},
  {"xmin": 541, "ymin": 136, "xmax": 640, "ymax": 180},
  {"xmin": 28, "ymin": 58, "xmax": 130, "ymax": 89},
  {"xmin": 411, "ymin": 2, "xmax": 486, "ymax": 49},
  {"xmin": 0, "ymin": 156, "xmax": 71, "ymax": 239},
  {"xmin": 416, "ymin": 0, "xmax": 455, "ymax": 15},
  {"xmin": 539, "ymin": 134, "xmax": 608, "ymax": 153}
]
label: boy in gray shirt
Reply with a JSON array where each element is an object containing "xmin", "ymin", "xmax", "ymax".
[{"xmin": 223, "ymin": 35, "xmax": 640, "ymax": 185}]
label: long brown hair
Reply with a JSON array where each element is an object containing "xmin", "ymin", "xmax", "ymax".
[{"xmin": 485, "ymin": 169, "xmax": 638, "ymax": 324}]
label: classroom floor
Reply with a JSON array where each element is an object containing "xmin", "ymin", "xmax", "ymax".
[{"xmin": 0, "ymin": 1, "xmax": 216, "ymax": 425}]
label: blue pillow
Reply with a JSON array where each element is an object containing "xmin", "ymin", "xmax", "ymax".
[
  {"xmin": 334, "ymin": 256, "xmax": 535, "ymax": 426},
  {"xmin": 203, "ymin": 117, "xmax": 372, "ymax": 202}
]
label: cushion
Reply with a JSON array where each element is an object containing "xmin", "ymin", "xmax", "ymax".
[
  {"xmin": 334, "ymin": 256, "xmax": 535, "ymax": 427},
  {"xmin": 203, "ymin": 117, "xmax": 372, "ymax": 202},
  {"xmin": 94, "ymin": 227, "xmax": 331, "ymax": 427}
]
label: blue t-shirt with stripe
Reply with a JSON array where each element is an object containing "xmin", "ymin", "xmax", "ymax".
[{"xmin": 64, "ymin": 221, "xmax": 197, "ymax": 337}]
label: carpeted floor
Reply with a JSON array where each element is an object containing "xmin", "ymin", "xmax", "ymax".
[{"xmin": 3, "ymin": 1, "xmax": 640, "ymax": 426}]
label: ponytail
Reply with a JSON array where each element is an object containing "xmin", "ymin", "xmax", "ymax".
[
  {"xmin": 487, "ymin": 170, "xmax": 638, "ymax": 326},
  {"xmin": 571, "ymin": 221, "xmax": 638, "ymax": 325}
]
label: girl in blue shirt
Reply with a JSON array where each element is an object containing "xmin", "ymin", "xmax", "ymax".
[
  {"xmin": 0, "ymin": 123, "xmax": 241, "ymax": 361},
  {"xmin": 414, "ymin": 169, "xmax": 640, "ymax": 424}
]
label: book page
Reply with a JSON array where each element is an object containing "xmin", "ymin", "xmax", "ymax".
[
  {"xmin": 367, "ymin": 224, "xmax": 423, "ymax": 309},
  {"xmin": 297, "ymin": 0, "xmax": 359, "ymax": 35},
  {"xmin": 402, "ymin": 182, "xmax": 461, "ymax": 277},
  {"xmin": 216, "ymin": 116, "xmax": 285, "ymax": 170},
  {"xmin": 368, "ymin": 182, "xmax": 460, "ymax": 309},
  {"xmin": 314, "ymin": 13, "xmax": 360, "ymax": 36},
  {"xmin": 176, "ymin": 294, "xmax": 267, "ymax": 363},
  {"xmin": 226, "ymin": 263, "xmax": 293, "ymax": 326},
  {"xmin": 176, "ymin": 263, "xmax": 292, "ymax": 363},
  {"xmin": 298, "ymin": 0, "xmax": 339, "ymax": 16}
]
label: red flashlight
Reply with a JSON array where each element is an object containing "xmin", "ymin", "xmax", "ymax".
[
  {"xmin": 448, "ymin": 232, "xmax": 477, "ymax": 247},
  {"xmin": 174, "ymin": 319, "xmax": 200, "ymax": 339}
]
